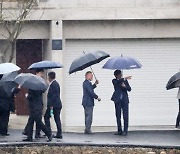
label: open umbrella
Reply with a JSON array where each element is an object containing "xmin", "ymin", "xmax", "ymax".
[
  {"xmin": 102, "ymin": 56, "xmax": 142, "ymax": 70},
  {"xmin": 14, "ymin": 73, "xmax": 48, "ymax": 91},
  {"xmin": 166, "ymin": 72, "xmax": 180, "ymax": 90},
  {"xmin": 0, "ymin": 71, "xmax": 18, "ymax": 96},
  {"xmin": 0, "ymin": 63, "xmax": 20, "ymax": 74},
  {"xmin": 69, "ymin": 50, "xmax": 110, "ymax": 79},
  {"xmin": 28, "ymin": 61, "xmax": 63, "ymax": 70}
]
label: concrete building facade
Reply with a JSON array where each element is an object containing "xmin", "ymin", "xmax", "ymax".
[{"xmin": 1, "ymin": 0, "xmax": 180, "ymax": 131}]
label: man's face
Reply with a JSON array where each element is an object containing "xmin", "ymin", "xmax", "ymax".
[
  {"xmin": 36, "ymin": 71, "xmax": 44, "ymax": 78},
  {"xmin": 86, "ymin": 73, "xmax": 93, "ymax": 81},
  {"xmin": 116, "ymin": 74, "xmax": 122, "ymax": 79},
  {"xmin": 48, "ymin": 76, "xmax": 52, "ymax": 82}
]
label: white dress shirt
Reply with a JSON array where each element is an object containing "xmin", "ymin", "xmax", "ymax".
[{"xmin": 177, "ymin": 88, "xmax": 180, "ymax": 99}]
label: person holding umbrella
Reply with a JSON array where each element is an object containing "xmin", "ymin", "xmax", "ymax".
[
  {"xmin": 17, "ymin": 69, "xmax": 53, "ymax": 142},
  {"xmin": 0, "ymin": 63, "xmax": 21, "ymax": 136},
  {"xmin": 166, "ymin": 72, "xmax": 180, "ymax": 128},
  {"xmin": 82, "ymin": 71, "xmax": 101, "ymax": 134},
  {"xmin": 22, "ymin": 70, "xmax": 44, "ymax": 139},
  {"xmin": 175, "ymin": 88, "xmax": 180, "ymax": 128},
  {"xmin": 102, "ymin": 55, "xmax": 142, "ymax": 136},
  {"xmin": 68, "ymin": 50, "xmax": 109, "ymax": 134},
  {"xmin": 111, "ymin": 70, "xmax": 132, "ymax": 136},
  {"xmin": 0, "ymin": 86, "xmax": 20, "ymax": 136}
]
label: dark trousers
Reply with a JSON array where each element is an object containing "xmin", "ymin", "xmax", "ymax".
[
  {"xmin": 0, "ymin": 107, "xmax": 10, "ymax": 135},
  {"xmin": 24, "ymin": 116, "xmax": 41, "ymax": 136},
  {"xmin": 44, "ymin": 107, "xmax": 62, "ymax": 136},
  {"xmin": 83, "ymin": 106, "xmax": 94, "ymax": 131},
  {"xmin": 27, "ymin": 110, "xmax": 50, "ymax": 139},
  {"xmin": 176, "ymin": 99, "xmax": 180, "ymax": 127},
  {"xmin": 114, "ymin": 101, "xmax": 129, "ymax": 133}
]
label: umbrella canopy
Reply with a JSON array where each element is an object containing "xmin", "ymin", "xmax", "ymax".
[
  {"xmin": 166, "ymin": 72, "xmax": 180, "ymax": 90},
  {"xmin": 14, "ymin": 73, "xmax": 48, "ymax": 91},
  {"xmin": 0, "ymin": 71, "xmax": 18, "ymax": 83},
  {"xmin": 102, "ymin": 56, "xmax": 142, "ymax": 70},
  {"xmin": 28, "ymin": 61, "xmax": 63, "ymax": 69},
  {"xmin": 0, "ymin": 63, "xmax": 20, "ymax": 74},
  {"xmin": 69, "ymin": 50, "xmax": 110, "ymax": 74},
  {"xmin": 0, "ymin": 71, "xmax": 18, "ymax": 96}
]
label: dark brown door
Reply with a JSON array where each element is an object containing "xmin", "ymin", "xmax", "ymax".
[{"xmin": 16, "ymin": 39, "xmax": 42, "ymax": 115}]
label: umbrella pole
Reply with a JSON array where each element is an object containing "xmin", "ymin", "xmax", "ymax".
[
  {"xmin": 83, "ymin": 51, "xmax": 98, "ymax": 80},
  {"xmin": 89, "ymin": 66, "xmax": 97, "ymax": 81}
]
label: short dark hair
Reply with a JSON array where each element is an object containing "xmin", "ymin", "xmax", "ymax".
[
  {"xmin": 0, "ymin": 74, "xmax": 3, "ymax": 80},
  {"xmin": 48, "ymin": 71, "xmax": 56, "ymax": 79},
  {"xmin": 114, "ymin": 70, "xmax": 122, "ymax": 77},
  {"xmin": 85, "ymin": 71, "xmax": 92, "ymax": 76},
  {"xmin": 35, "ymin": 69, "xmax": 44, "ymax": 74}
]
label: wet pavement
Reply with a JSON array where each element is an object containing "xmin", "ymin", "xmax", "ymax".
[{"xmin": 0, "ymin": 129, "xmax": 180, "ymax": 148}]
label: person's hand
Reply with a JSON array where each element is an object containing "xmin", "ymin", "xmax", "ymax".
[
  {"xmin": 95, "ymin": 80, "xmax": 99, "ymax": 85},
  {"xmin": 25, "ymin": 93, "xmax": 28, "ymax": 98},
  {"xmin": 97, "ymin": 97, "xmax": 101, "ymax": 101},
  {"xmin": 121, "ymin": 82, "xmax": 126, "ymax": 88},
  {"xmin": 18, "ymin": 85, "xmax": 21, "ymax": 89},
  {"xmin": 125, "ymin": 76, "xmax": 132, "ymax": 80}
]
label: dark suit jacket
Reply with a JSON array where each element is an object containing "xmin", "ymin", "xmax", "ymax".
[
  {"xmin": 0, "ymin": 88, "xmax": 11, "ymax": 111},
  {"xmin": 82, "ymin": 79, "xmax": 98, "ymax": 107},
  {"xmin": 47, "ymin": 80, "xmax": 62, "ymax": 108},
  {"xmin": 0, "ymin": 87, "xmax": 20, "ymax": 111},
  {"xmin": 27, "ymin": 89, "xmax": 44, "ymax": 112},
  {"xmin": 111, "ymin": 78, "xmax": 131, "ymax": 103}
]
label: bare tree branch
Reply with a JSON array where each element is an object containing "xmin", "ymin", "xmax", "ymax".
[{"xmin": 0, "ymin": 0, "xmax": 45, "ymax": 62}]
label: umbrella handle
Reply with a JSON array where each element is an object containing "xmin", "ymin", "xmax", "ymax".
[{"xmin": 83, "ymin": 51, "xmax": 98, "ymax": 81}]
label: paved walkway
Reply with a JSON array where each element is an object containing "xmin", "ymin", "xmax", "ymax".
[{"xmin": 0, "ymin": 129, "xmax": 180, "ymax": 148}]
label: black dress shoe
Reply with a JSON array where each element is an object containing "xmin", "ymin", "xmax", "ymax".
[
  {"xmin": 22, "ymin": 138, "xmax": 33, "ymax": 142},
  {"xmin": 1, "ymin": 133, "xmax": 10, "ymax": 136},
  {"xmin": 114, "ymin": 132, "xmax": 123, "ymax": 135},
  {"xmin": 122, "ymin": 132, "xmax": 128, "ymax": 136},
  {"xmin": 22, "ymin": 131, "xmax": 28, "ymax": 136},
  {"xmin": 35, "ymin": 134, "xmax": 45, "ymax": 139},
  {"xmin": 84, "ymin": 130, "xmax": 92, "ymax": 134},
  {"xmin": 54, "ymin": 135, "xmax": 63, "ymax": 139},
  {"xmin": 47, "ymin": 134, "xmax": 53, "ymax": 142}
]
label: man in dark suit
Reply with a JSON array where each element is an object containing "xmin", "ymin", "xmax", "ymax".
[
  {"xmin": 111, "ymin": 70, "xmax": 131, "ymax": 136},
  {"xmin": 44, "ymin": 72, "xmax": 62, "ymax": 139},
  {"xmin": 175, "ymin": 88, "xmax": 180, "ymax": 128},
  {"xmin": 0, "ymin": 74, "xmax": 20, "ymax": 136},
  {"xmin": 82, "ymin": 71, "xmax": 101, "ymax": 134},
  {"xmin": 0, "ymin": 88, "xmax": 11, "ymax": 136},
  {"xmin": 23, "ymin": 69, "xmax": 53, "ymax": 142}
]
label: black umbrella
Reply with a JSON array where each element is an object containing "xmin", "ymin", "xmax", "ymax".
[
  {"xmin": 69, "ymin": 50, "xmax": 110, "ymax": 79},
  {"xmin": 14, "ymin": 73, "xmax": 48, "ymax": 91},
  {"xmin": 28, "ymin": 61, "xmax": 63, "ymax": 70},
  {"xmin": 0, "ymin": 71, "xmax": 18, "ymax": 96},
  {"xmin": 166, "ymin": 72, "xmax": 180, "ymax": 90}
]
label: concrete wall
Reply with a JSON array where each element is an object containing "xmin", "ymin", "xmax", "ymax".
[
  {"xmin": 3, "ymin": 0, "xmax": 180, "ymax": 20},
  {"xmin": 0, "ymin": 21, "xmax": 50, "ymax": 40},
  {"xmin": 63, "ymin": 20, "xmax": 180, "ymax": 39},
  {"xmin": 40, "ymin": 0, "xmax": 180, "ymax": 8}
]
